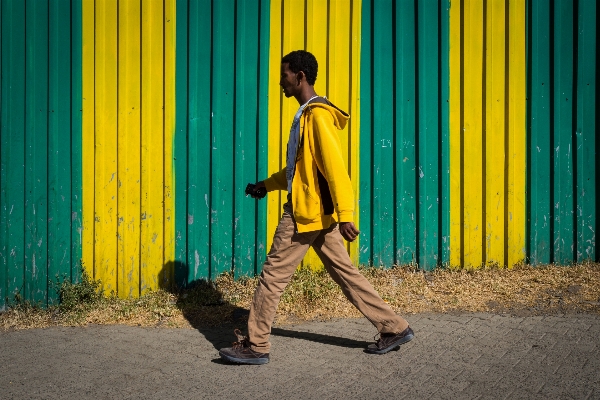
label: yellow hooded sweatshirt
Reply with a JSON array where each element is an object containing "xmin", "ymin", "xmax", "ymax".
[{"xmin": 263, "ymin": 102, "xmax": 353, "ymax": 233}]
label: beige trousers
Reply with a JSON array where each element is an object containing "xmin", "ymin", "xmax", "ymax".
[{"xmin": 247, "ymin": 203, "xmax": 409, "ymax": 353}]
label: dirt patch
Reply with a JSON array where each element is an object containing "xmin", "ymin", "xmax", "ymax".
[{"xmin": 2, "ymin": 262, "xmax": 599, "ymax": 331}]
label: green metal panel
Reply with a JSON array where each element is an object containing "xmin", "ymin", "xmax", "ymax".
[
  {"xmin": 33, "ymin": 4, "xmax": 48, "ymax": 292},
  {"xmin": 417, "ymin": 0, "xmax": 440, "ymax": 270},
  {"xmin": 25, "ymin": 0, "xmax": 50, "ymax": 304},
  {"xmin": 71, "ymin": 0, "xmax": 83, "ymax": 281},
  {"xmin": 176, "ymin": 0, "xmax": 270, "ymax": 283},
  {"xmin": 1, "ymin": 0, "xmax": 82, "ymax": 309},
  {"xmin": 394, "ymin": 0, "xmax": 417, "ymax": 266},
  {"xmin": 527, "ymin": 0, "xmax": 552, "ymax": 264},
  {"xmin": 0, "ymin": 0, "xmax": 3, "ymax": 310},
  {"xmin": 596, "ymin": 1, "xmax": 600, "ymax": 264},
  {"xmin": 553, "ymin": 0, "xmax": 574, "ymax": 264},
  {"xmin": 575, "ymin": 0, "xmax": 596, "ymax": 261},
  {"xmin": 211, "ymin": 0, "xmax": 235, "ymax": 279},
  {"xmin": 0, "ymin": 0, "xmax": 4, "ymax": 310},
  {"xmin": 187, "ymin": 0, "xmax": 212, "ymax": 282},
  {"xmin": 0, "ymin": 2, "xmax": 7, "ymax": 311},
  {"xmin": 372, "ymin": 0, "xmax": 395, "ymax": 267},
  {"xmin": 360, "ymin": 0, "xmax": 449, "ymax": 269},
  {"xmin": 256, "ymin": 0, "xmax": 270, "ymax": 276},
  {"xmin": 48, "ymin": 0, "xmax": 73, "ymax": 303},
  {"xmin": 234, "ymin": 0, "xmax": 260, "ymax": 278},
  {"xmin": 1, "ymin": 0, "xmax": 26, "ymax": 308},
  {"xmin": 174, "ymin": 0, "xmax": 189, "ymax": 286},
  {"xmin": 527, "ymin": 0, "xmax": 597, "ymax": 265},
  {"xmin": 440, "ymin": 0, "xmax": 451, "ymax": 266},
  {"xmin": 359, "ymin": 0, "xmax": 373, "ymax": 266}
]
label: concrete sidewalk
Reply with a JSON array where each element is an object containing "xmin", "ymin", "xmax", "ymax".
[{"xmin": 1, "ymin": 312, "xmax": 599, "ymax": 399}]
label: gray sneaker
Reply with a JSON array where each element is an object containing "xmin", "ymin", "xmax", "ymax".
[
  {"xmin": 366, "ymin": 327, "xmax": 414, "ymax": 354},
  {"xmin": 219, "ymin": 329, "xmax": 270, "ymax": 365}
]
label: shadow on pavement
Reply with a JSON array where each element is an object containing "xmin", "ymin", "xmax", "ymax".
[
  {"xmin": 158, "ymin": 261, "xmax": 243, "ymax": 351},
  {"xmin": 159, "ymin": 261, "xmax": 369, "ymax": 351},
  {"xmin": 271, "ymin": 327, "xmax": 370, "ymax": 349}
]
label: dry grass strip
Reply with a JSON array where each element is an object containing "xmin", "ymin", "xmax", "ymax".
[{"xmin": 2, "ymin": 262, "xmax": 599, "ymax": 331}]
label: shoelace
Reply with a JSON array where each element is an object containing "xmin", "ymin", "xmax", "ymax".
[
  {"xmin": 232, "ymin": 328, "xmax": 249, "ymax": 349},
  {"xmin": 373, "ymin": 333, "xmax": 382, "ymax": 346}
]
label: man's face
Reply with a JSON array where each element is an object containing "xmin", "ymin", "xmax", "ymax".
[{"xmin": 280, "ymin": 63, "xmax": 299, "ymax": 98}]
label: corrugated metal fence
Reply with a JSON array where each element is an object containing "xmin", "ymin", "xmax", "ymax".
[
  {"xmin": 266, "ymin": 0, "xmax": 362, "ymax": 269},
  {"xmin": 0, "ymin": 0, "xmax": 598, "ymax": 308},
  {"xmin": 448, "ymin": 0, "xmax": 527, "ymax": 269},
  {"xmin": 1, "ymin": 0, "xmax": 83, "ymax": 308},
  {"xmin": 81, "ymin": 0, "xmax": 176, "ymax": 297},
  {"xmin": 527, "ymin": 0, "xmax": 597, "ymax": 265},
  {"xmin": 359, "ymin": 0, "xmax": 450, "ymax": 270},
  {"xmin": 173, "ymin": 0, "xmax": 271, "ymax": 286}
]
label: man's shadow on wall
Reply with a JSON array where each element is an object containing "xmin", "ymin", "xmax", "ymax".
[{"xmin": 159, "ymin": 261, "xmax": 370, "ymax": 353}]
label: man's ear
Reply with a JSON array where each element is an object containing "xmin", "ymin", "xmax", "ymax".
[{"xmin": 296, "ymin": 71, "xmax": 305, "ymax": 85}]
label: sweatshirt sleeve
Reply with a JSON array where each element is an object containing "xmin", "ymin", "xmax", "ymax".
[
  {"xmin": 310, "ymin": 110, "xmax": 355, "ymax": 223},
  {"xmin": 263, "ymin": 167, "xmax": 288, "ymax": 192}
]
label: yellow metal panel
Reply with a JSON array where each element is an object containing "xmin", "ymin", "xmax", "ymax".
[
  {"xmin": 306, "ymin": 0, "xmax": 328, "ymax": 97},
  {"xmin": 349, "ymin": 0, "xmax": 361, "ymax": 265},
  {"xmin": 449, "ymin": 0, "xmax": 461, "ymax": 268},
  {"xmin": 164, "ymin": 0, "xmax": 176, "ymax": 285},
  {"xmin": 507, "ymin": 0, "xmax": 526, "ymax": 268},
  {"xmin": 83, "ymin": 0, "xmax": 175, "ymax": 296},
  {"xmin": 266, "ymin": 0, "xmax": 283, "ymax": 256},
  {"xmin": 462, "ymin": 0, "xmax": 484, "ymax": 268},
  {"xmin": 304, "ymin": 0, "xmax": 354, "ymax": 269},
  {"xmin": 266, "ymin": 0, "xmax": 307, "ymax": 262},
  {"xmin": 95, "ymin": 0, "xmax": 118, "ymax": 291},
  {"xmin": 328, "ymin": 0, "xmax": 360, "ymax": 265},
  {"xmin": 140, "ymin": 0, "xmax": 164, "ymax": 294},
  {"xmin": 281, "ymin": 0, "xmax": 305, "ymax": 242},
  {"xmin": 449, "ymin": 0, "xmax": 527, "ymax": 269},
  {"xmin": 82, "ymin": 0, "xmax": 95, "ymax": 275},
  {"xmin": 281, "ymin": 0, "xmax": 305, "ymax": 154},
  {"xmin": 117, "ymin": 0, "xmax": 141, "ymax": 298},
  {"xmin": 303, "ymin": 0, "xmax": 328, "ymax": 269},
  {"xmin": 268, "ymin": 0, "xmax": 361, "ymax": 269},
  {"xmin": 485, "ymin": 0, "xmax": 506, "ymax": 266},
  {"xmin": 328, "ymin": 1, "xmax": 351, "ymax": 172}
]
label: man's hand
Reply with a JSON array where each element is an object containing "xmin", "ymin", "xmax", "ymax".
[
  {"xmin": 339, "ymin": 222, "xmax": 360, "ymax": 242},
  {"xmin": 246, "ymin": 181, "xmax": 267, "ymax": 199}
]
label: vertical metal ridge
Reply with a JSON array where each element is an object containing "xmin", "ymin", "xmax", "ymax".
[
  {"xmin": 1, "ymin": 0, "xmax": 5, "ymax": 310},
  {"xmin": 137, "ymin": 0, "xmax": 143, "ymax": 294},
  {"xmin": 326, "ymin": 0, "xmax": 330, "ymax": 97},
  {"xmin": 46, "ymin": 0, "xmax": 50, "ymax": 305},
  {"xmin": 438, "ymin": 0, "xmax": 445, "ymax": 265},
  {"xmin": 231, "ymin": 0, "xmax": 237, "ymax": 277},
  {"xmin": 504, "ymin": 0, "xmax": 510, "ymax": 265},
  {"xmin": 481, "ymin": 0, "xmax": 488, "ymax": 266},
  {"xmin": 459, "ymin": 0, "xmax": 465, "ymax": 267},
  {"xmin": 413, "ymin": 0, "xmax": 420, "ymax": 266},
  {"xmin": 597, "ymin": 0, "xmax": 600, "ymax": 262},
  {"xmin": 525, "ymin": 0, "xmax": 532, "ymax": 263},
  {"xmin": 92, "ymin": 0, "xmax": 96, "ymax": 280},
  {"xmin": 391, "ymin": 0, "xmax": 397, "ymax": 264},
  {"xmin": 115, "ymin": 0, "xmax": 120, "ymax": 295},
  {"xmin": 571, "ymin": 0, "xmax": 578, "ymax": 261},
  {"xmin": 546, "ymin": 0, "xmax": 556, "ymax": 265}
]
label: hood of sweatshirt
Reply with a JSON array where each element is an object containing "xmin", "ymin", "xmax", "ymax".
[{"xmin": 304, "ymin": 102, "xmax": 349, "ymax": 130}]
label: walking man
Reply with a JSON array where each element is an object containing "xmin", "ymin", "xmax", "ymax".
[{"xmin": 219, "ymin": 50, "xmax": 413, "ymax": 365}]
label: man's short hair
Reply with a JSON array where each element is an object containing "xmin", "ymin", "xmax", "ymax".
[{"xmin": 281, "ymin": 50, "xmax": 318, "ymax": 86}]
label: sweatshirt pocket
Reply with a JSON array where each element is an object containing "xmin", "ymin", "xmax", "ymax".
[{"xmin": 293, "ymin": 183, "xmax": 321, "ymax": 223}]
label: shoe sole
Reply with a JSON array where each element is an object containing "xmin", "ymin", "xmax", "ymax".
[
  {"xmin": 366, "ymin": 332, "xmax": 415, "ymax": 355},
  {"xmin": 219, "ymin": 351, "xmax": 269, "ymax": 365}
]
